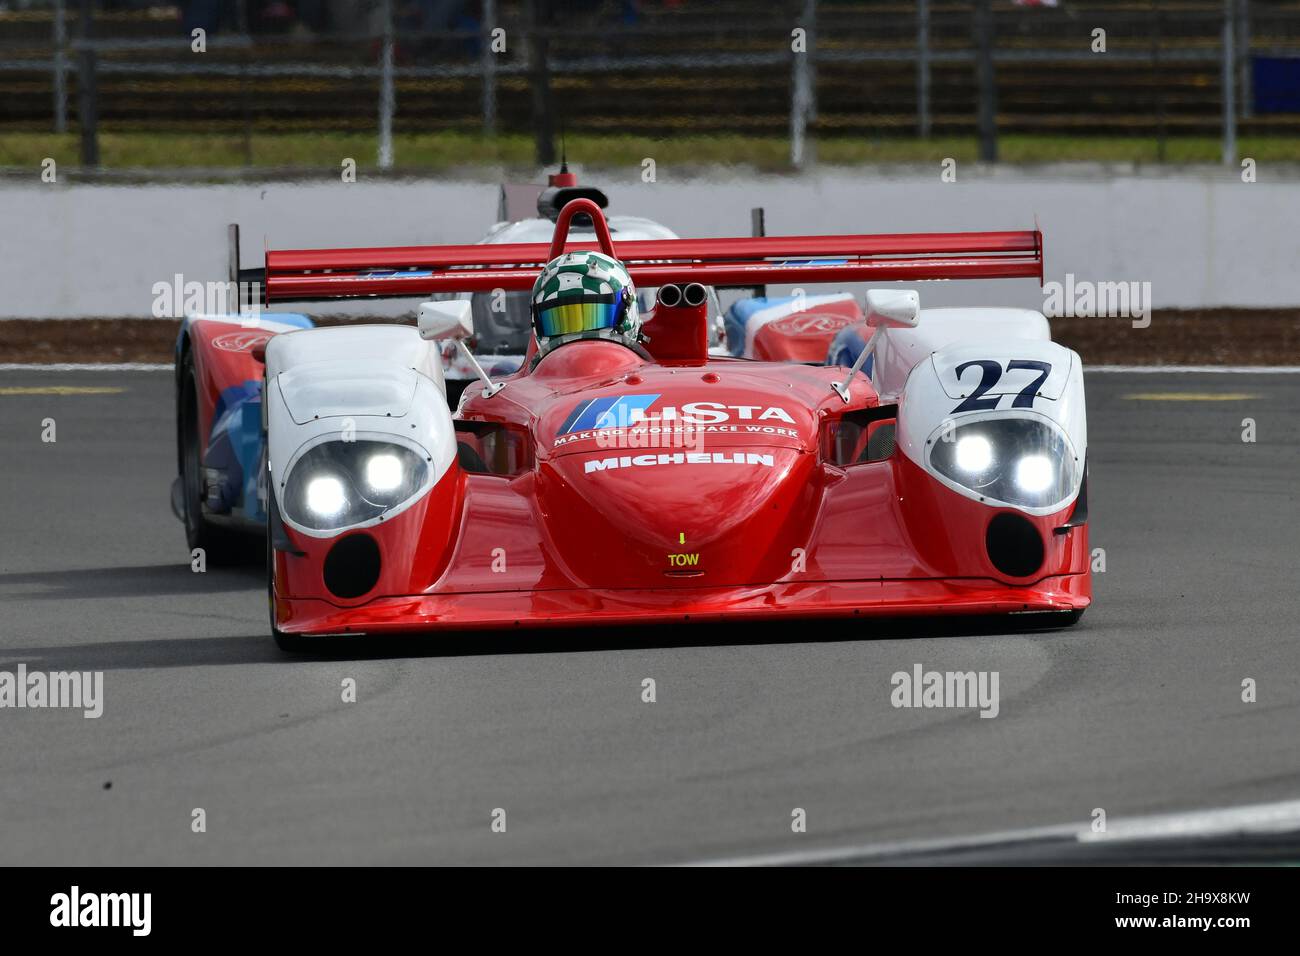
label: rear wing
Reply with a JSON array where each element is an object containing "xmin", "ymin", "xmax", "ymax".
[{"xmin": 260, "ymin": 199, "xmax": 1043, "ymax": 304}]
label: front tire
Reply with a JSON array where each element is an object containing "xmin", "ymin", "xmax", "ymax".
[
  {"xmin": 266, "ymin": 494, "xmax": 312, "ymax": 653},
  {"xmin": 178, "ymin": 351, "xmax": 248, "ymax": 564}
]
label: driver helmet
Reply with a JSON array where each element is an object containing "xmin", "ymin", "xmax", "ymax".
[{"xmin": 530, "ymin": 250, "xmax": 641, "ymax": 357}]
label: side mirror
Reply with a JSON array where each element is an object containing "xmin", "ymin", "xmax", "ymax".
[
  {"xmin": 418, "ymin": 299, "xmax": 473, "ymax": 341},
  {"xmin": 864, "ymin": 289, "xmax": 920, "ymax": 329}
]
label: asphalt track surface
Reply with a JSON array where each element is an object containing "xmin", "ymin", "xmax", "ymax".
[{"xmin": 1, "ymin": 369, "xmax": 1298, "ymax": 865}]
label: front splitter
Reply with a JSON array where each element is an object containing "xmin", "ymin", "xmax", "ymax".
[{"xmin": 274, "ymin": 574, "xmax": 1090, "ymax": 636}]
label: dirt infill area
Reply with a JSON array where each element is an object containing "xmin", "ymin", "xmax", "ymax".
[
  {"xmin": 1049, "ymin": 309, "xmax": 1300, "ymax": 366},
  {"xmin": 2, "ymin": 311, "xmax": 1299, "ymax": 366},
  {"xmin": 0, "ymin": 317, "xmax": 397, "ymax": 365},
  {"xmin": 1, "ymin": 318, "xmax": 183, "ymax": 364}
]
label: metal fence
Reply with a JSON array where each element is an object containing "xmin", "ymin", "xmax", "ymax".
[{"xmin": 2, "ymin": 0, "xmax": 1299, "ymax": 168}]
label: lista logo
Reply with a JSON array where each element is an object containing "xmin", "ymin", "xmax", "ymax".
[
  {"xmin": 584, "ymin": 452, "xmax": 775, "ymax": 473},
  {"xmin": 559, "ymin": 394, "xmax": 796, "ymax": 434}
]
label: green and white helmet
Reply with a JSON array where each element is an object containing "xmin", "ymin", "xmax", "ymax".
[{"xmin": 530, "ymin": 250, "xmax": 641, "ymax": 357}]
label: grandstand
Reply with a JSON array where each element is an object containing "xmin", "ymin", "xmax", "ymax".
[{"xmin": 1, "ymin": 1, "xmax": 1297, "ymax": 165}]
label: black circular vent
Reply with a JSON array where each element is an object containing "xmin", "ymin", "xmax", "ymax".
[
  {"xmin": 323, "ymin": 534, "xmax": 382, "ymax": 599},
  {"xmin": 985, "ymin": 513, "xmax": 1044, "ymax": 579}
]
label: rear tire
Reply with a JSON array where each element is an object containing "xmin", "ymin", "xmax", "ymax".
[{"xmin": 178, "ymin": 351, "xmax": 249, "ymax": 565}]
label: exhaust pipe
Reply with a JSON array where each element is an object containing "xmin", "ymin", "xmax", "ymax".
[
  {"xmin": 682, "ymin": 283, "xmax": 707, "ymax": 307},
  {"xmin": 656, "ymin": 284, "xmax": 682, "ymax": 308}
]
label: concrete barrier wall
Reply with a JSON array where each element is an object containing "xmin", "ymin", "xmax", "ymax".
[{"xmin": 3, "ymin": 168, "xmax": 1297, "ymax": 318}]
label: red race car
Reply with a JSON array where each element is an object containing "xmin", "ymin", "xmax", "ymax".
[{"xmin": 245, "ymin": 200, "xmax": 1088, "ymax": 650}]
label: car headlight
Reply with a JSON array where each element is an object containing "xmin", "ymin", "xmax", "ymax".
[
  {"xmin": 929, "ymin": 418, "xmax": 1078, "ymax": 510},
  {"xmin": 282, "ymin": 440, "xmax": 429, "ymax": 531}
]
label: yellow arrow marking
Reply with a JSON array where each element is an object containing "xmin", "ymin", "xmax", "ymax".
[
  {"xmin": 678, "ymin": 532, "xmax": 685, "ymax": 545},
  {"xmin": 1123, "ymin": 392, "xmax": 1258, "ymax": 402},
  {"xmin": 0, "ymin": 386, "xmax": 125, "ymax": 396}
]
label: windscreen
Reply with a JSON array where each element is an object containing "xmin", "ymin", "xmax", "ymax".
[{"xmin": 467, "ymin": 291, "xmax": 533, "ymax": 354}]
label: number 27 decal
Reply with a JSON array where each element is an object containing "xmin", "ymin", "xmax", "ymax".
[{"xmin": 952, "ymin": 359, "xmax": 1052, "ymax": 413}]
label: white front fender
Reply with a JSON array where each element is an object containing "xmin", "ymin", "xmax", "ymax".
[
  {"xmin": 897, "ymin": 338, "xmax": 1087, "ymax": 515},
  {"xmin": 264, "ymin": 325, "xmax": 457, "ymax": 537}
]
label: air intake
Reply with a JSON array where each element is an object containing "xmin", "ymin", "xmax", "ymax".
[
  {"xmin": 985, "ymin": 513, "xmax": 1044, "ymax": 579},
  {"xmin": 323, "ymin": 533, "xmax": 382, "ymax": 599}
]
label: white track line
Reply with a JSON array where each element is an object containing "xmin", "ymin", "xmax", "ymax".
[
  {"xmin": 0, "ymin": 363, "xmax": 172, "ymax": 372},
  {"xmin": 686, "ymin": 797, "xmax": 1300, "ymax": 866},
  {"xmin": 1086, "ymin": 365, "xmax": 1300, "ymax": 374}
]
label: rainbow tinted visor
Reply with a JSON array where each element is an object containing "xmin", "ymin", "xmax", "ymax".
[{"xmin": 534, "ymin": 293, "xmax": 624, "ymax": 338}]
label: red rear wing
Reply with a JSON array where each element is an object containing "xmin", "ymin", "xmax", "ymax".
[{"xmin": 263, "ymin": 198, "xmax": 1042, "ymax": 303}]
